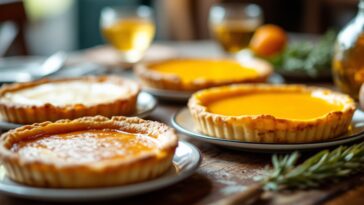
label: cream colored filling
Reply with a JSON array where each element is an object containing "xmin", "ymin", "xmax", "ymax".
[{"xmin": 0, "ymin": 81, "xmax": 129, "ymax": 106}]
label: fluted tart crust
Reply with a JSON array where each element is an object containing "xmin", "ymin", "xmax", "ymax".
[
  {"xmin": 188, "ymin": 84, "xmax": 356, "ymax": 143},
  {"xmin": 0, "ymin": 76, "xmax": 140, "ymax": 124},
  {"xmin": 135, "ymin": 58, "xmax": 272, "ymax": 92},
  {"xmin": 0, "ymin": 116, "xmax": 178, "ymax": 188}
]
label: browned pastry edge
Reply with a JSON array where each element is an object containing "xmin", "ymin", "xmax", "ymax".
[
  {"xmin": 0, "ymin": 76, "xmax": 140, "ymax": 124},
  {"xmin": 0, "ymin": 115, "xmax": 178, "ymax": 188},
  {"xmin": 134, "ymin": 58, "xmax": 273, "ymax": 92},
  {"xmin": 188, "ymin": 84, "xmax": 356, "ymax": 143}
]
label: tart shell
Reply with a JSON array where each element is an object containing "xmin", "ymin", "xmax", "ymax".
[
  {"xmin": 188, "ymin": 84, "xmax": 356, "ymax": 143},
  {"xmin": 0, "ymin": 76, "xmax": 140, "ymax": 124},
  {"xmin": 134, "ymin": 58, "xmax": 272, "ymax": 92},
  {"xmin": 0, "ymin": 116, "xmax": 178, "ymax": 188}
]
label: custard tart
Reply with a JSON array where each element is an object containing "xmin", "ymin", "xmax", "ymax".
[
  {"xmin": 0, "ymin": 116, "xmax": 178, "ymax": 188},
  {"xmin": 0, "ymin": 76, "xmax": 140, "ymax": 124},
  {"xmin": 188, "ymin": 84, "xmax": 356, "ymax": 143},
  {"xmin": 135, "ymin": 58, "xmax": 272, "ymax": 92}
]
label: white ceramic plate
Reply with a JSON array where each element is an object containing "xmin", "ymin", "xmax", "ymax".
[
  {"xmin": 0, "ymin": 92, "xmax": 157, "ymax": 130},
  {"xmin": 0, "ymin": 56, "xmax": 50, "ymax": 83},
  {"xmin": 143, "ymin": 87, "xmax": 192, "ymax": 101},
  {"xmin": 0, "ymin": 141, "xmax": 201, "ymax": 201},
  {"xmin": 143, "ymin": 73, "xmax": 285, "ymax": 101},
  {"xmin": 172, "ymin": 108, "xmax": 364, "ymax": 152}
]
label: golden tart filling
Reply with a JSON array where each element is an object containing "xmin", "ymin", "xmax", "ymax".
[
  {"xmin": 149, "ymin": 59, "xmax": 260, "ymax": 83},
  {"xmin": 0, "ymin": 116, "xmax": 178, "ymax": 188},
  {"xmin": 188, "ymin": 84, "xmax": 356, "ymax": 143},
  {"xmin": 12, "ymin": 130, "xmax": 158, "ymax": 165},
  {"xmin": 0, "ymin": 76, "xmax": 140, "ymax": 124},
  {"xmin": 135, "ymin": 58, "xmax": 272, "ymax": 91},
  {"xmin": 206, "ymin": 92, "xmax": 344, "ymax": 120}
]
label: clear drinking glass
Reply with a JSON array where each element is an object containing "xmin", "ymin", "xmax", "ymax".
[
  {"xmin": 100, "ymin": 5, "xmax": 155, "ymax": 63},
  {"xmin": 209, "ymin": 3, "xmax": 263, "ymax": 54}
]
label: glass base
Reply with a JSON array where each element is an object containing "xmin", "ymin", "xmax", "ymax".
[{"xmin": 118, "ymin": 50, "xmax": 145, "ymax": 63}]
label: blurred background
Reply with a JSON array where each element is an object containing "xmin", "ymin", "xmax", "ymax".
[{"xmin": 0, "ymin": 0, "xmax": 358, "ymax": 57}]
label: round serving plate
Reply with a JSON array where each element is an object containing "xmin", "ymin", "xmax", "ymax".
[
  {"xmin": 0, "ymin": 141, "xmax": 201, "ymax": 201},
  {"xmin": 172, "ymin": 108, "xmax": 364, "ymax": 152},
  {"xmin": 0, "ymin": 92, "xmax": 157, "ymax": 130},
  {"xmin": 0, "ymin": 56, "xmax": 53, "ymax": 83},
  {"xmin": 143, "ymin": 73, "xmax": 285, "ymax": 102},
  {"xmin": 143, "ymin": 87, "xmax": 192, "ymax": 101}
]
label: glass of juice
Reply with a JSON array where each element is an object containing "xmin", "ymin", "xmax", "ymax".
[
  {"xmin": 100, "ymin": 5, "xmax": 155, "ymax": 63},
  {"xmin": 209, "ymin": 3, "xmax": 263, "ymax": 54}
]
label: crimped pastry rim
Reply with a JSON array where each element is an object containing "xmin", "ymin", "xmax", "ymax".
[
  {"xmin": 0, "ymin": 76, "xmax": 140, "ymax": 124},
  {"xmin": 134, "ymin": 57, "xmax": 273, "ymax": 91},
  {"xmin": 0, "ymin": 75, "xmax": 140, "ymax": 109},
  {"xmin": 0, "ymin": 115, "xmax": 178, "ymax": 170},
  {"xmin": 188, "ymin": 84, "xmax": 356, "ymax": 124},
  {"xmin": 188, "ymin": 84, "xmax": 356, "ymax": 143}
]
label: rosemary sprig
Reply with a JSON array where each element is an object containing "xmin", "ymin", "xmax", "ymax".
[
  {"xmin": 211, "ymin": 143, "xmax": 364, "ymax": 205},
  {"xmin": 259, "ymin": 142, "xmax": 364, "ymax": 191}
]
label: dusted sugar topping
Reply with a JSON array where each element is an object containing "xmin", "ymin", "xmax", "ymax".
[
  {"xmin": 11, "ymin": 129, "xmax": 158, "ymax": 165},
  {"xmin": 206, "ymin": 92, "xmax": 344, "ymax": 120},
  {"xmin": 149, "ymin": 59, "xmax": 259, "ymax": 83},
  {"xmin": 0, "ymin": 81, "xmax": 130, "ymax": 106}
]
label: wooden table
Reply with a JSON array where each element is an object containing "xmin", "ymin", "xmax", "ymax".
[{"xmin": 1, "ymin": 41, "xmax": 364, "ymax": 205}]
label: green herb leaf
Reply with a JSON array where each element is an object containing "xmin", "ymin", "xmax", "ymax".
[
  {"xmin": 271, "ymin": 30, "xmax": 336, "ymax": 77},
  {"xmin": 259, "ymin": 142, "xmax": 364, "ymax": 191}
]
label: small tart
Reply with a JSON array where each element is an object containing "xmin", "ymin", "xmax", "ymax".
[
  {"xmin": 188, "ymin": 84, "xmax": 356, "ymax": 143},
  {"xmin": 0, "ymin": 116, "xmax": 178, "ymax": 188},
  {"xmin": 134, "ymin": 58, "xmax": 272, "ymax": 92},
  {"xmin": 0, "ymin": 76, "xmax": 140, "ymax": 124}
]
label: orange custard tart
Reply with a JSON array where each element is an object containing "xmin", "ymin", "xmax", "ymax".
[
  {"xmin": 0, "ymin": 76, "xmax": 140, "ymax": 124},
  {"xmin": 188, "ymin": 84, "xmax": 356, "ymax": 143},
  {"xmin": 135, "ymin": 58, "xmax": 272, "ymax": 92},
  {"xmin": 0, "ymin": 116, "xmax": 178, "ymax": 188}
]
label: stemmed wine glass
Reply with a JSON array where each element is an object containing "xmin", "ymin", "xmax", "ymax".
[
  {"xmin": 100, "ymin": 5, "xmax": 155, "ymax": 63},
  {"xmin": 209, "ymin": 3, "xmax": 263, "ymax": 54}
]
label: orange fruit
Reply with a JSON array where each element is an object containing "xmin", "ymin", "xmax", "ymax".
[{"xmin": 250, "ymin": 24, "xmax": 287, "ymax": 57}]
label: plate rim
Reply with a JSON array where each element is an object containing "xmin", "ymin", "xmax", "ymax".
[
  {"xmin": 135, "ymin": 91, "xmax": 158, "ymax": 118},
  {"xmin": 142, "ymin": 87, "xmax": 192, "ymax": 101},
  {"xmin": 0, "ymin": 56, "xmax": 49, "ymax": 83},
  {"xmin": 0, "ymin": 91, "xmax": 157, "ymax": 130},
  {"xmin": 0, "ymin": 56, "xmax": 46, "ymax": 66},
  {"xmin": 0, "ymin": 140, "xmax": 201, "ymax": 201},
  {"xmin": 171, "ymin": 107, "xmax": 364, "ymax": 151}
]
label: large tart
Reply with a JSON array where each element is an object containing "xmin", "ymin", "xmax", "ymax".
[
  {"xmin": 134, "ymin": 58, "xmax": 272, "ymax": 92},
  {"xmin": 0, "ymin": 76, "xmax": 140, "ymax": 124},
  {"xmin": 0, "ymin": 116, "xmax": 178, "ymax": 188},
  {"xmin": 188, "ymin": 84, "xmax": 356, "ymax": 143}
]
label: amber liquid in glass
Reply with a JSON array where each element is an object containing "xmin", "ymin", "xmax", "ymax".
[
  {"xmin": 102, "ymin": 18, "xmax": 155, "ymax": 61},
  {"xmin": 211, "ymin": 20, "xmax": 259, "ymax": 53},
  {"xmin": 333, "ymin": 33, "xmax": 364, "ymax": 100}
]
